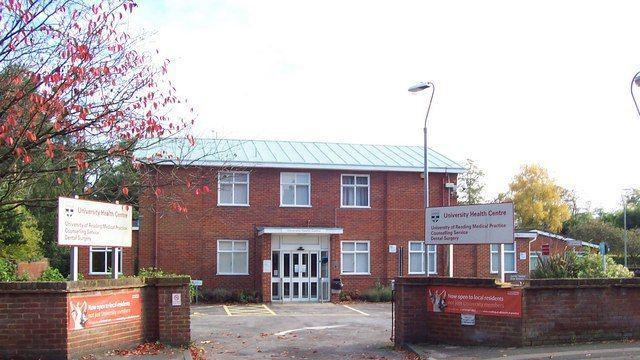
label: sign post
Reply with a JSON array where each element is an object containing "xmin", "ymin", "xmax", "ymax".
[
  {"xmin": 58, "ymin": 197, "xmax": 132, "ymax": 280},
  {"xmin": 426, "ymin": 203, "xmax": 515, "ymax": 282}
]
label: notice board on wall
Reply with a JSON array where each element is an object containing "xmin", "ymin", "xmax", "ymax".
[
  {"xmin": 68, "ymin": 289, "xmax": 142, "ymax": 330},
  {"xmin": 427, "ymin": 285, "xmax": 522, "ymax": 318}
]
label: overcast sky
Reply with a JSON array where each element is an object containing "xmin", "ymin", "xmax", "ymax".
[{"xmin": 133, "ymin": 1, "xmax": 640, "ymax": 211}]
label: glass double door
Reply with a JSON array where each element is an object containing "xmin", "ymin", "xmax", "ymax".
[{"xmin": 276, "ymin": 251, "xmax": 319, "ymax": 301}]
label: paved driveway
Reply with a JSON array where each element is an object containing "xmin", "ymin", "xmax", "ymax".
[{"xmin": 190, "ymin": 302, "xmax": 409, "ymax": 359}]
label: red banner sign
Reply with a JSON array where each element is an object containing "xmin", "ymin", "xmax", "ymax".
[
  {"xmin": 68, "ymin": 290, "xmax": 142, "ymax": 330},
  {"xmin": 427, "ymin": 285, "xmax": 522, "ymax": 317}
]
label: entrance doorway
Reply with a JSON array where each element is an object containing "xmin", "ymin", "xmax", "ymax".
[
  {"xmin": 270, "ymin": 234, "xmax": 331, "ymax": 302},
  {"xmin": 271, "ymin": 250, "xmax": 330, "ymax": 302}
]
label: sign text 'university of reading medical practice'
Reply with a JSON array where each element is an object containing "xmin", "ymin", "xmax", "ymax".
[
  {"xmin": 58, "ymin": 197, "xmax": 132, "ymax": 247},
  {"xmin": 426, "ymin": 203, "xmax": 514, "ymax": 245}
]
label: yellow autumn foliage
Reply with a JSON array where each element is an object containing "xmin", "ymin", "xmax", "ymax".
[{"xmin": 504, "ymin": 164, "xmax": 570, "ymax": 233}]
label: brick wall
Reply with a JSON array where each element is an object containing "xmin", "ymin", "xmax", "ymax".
[
  {"xmin": 394, "ymin": 277, "xmax": 523, "ymax": 348},
  {"xmin": 394, "ymin": 277, "xmax": 640, "ymax": 348},
  {"xmin": 0, "ymin": 277, "xmax": 190, "ymax": 360},
  {"xmin": 522, "ymin": 278, "xmax": 640, "ymax": 345}
]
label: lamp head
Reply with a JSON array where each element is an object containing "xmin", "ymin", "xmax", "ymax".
[
  {"xmin": 408, "ymin": 82, "xmax": 432, "ymax": 93},
  {"xmin": 634, "ymin": 75, "xmax": 640, "ymax": 87}
]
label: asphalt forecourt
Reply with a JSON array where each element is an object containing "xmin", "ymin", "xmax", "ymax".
[{"xmin": 189, "ymin": 302, "xmax": 410, "ymax": 359}]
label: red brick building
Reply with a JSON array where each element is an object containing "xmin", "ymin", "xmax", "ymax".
[{"xmin": 76, "ymin": 139, "xmax": 595, "ymax": 301}]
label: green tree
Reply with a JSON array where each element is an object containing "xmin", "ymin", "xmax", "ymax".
[
  {"xmin": 565, "ymin": 218, "xmax": 623, "ymax": 252},
  {"xmin": 457, "ymin": 159, "xmax": 485, "ymax": 205},
  {"xmin": 502, "ymin": 164, "xmax": 570, "ymax": 232},
  {"xmin": 0, "ymin": 206, "xmax": 42, "ymax": 261}
]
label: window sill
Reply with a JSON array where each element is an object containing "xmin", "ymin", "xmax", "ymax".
[
  {"xmin": 408, "ymin": 272, "xmax": 438, "ymax": 275},
  {"xmin": 217, "ymin": 204, "xmax": 250, "ymax": 207},
  {"xmin": 340, "ymin": 272, "xmax": 371, "ymax": 276},
  {"xmin": 89, "ymin": 272, "xmax": 123, "ymax": 276},
  {"xmin": 490, "ymin": 271, "xmax": 517, "ymax": 274},
  {"xmin": 340, "ymin": 206, "xmax": 371, "ymax": 209},
  {"xmin": 216, "ymin": 273, "xmax": 250, "ymax": 276},
  {"xmin": 279, "ymin": 205, "xmax": 312, "ymax": 208}
]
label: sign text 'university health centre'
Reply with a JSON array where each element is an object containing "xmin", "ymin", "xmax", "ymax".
[
  {"xmin": 426, "ymin": 203, "xmax": 514, "ymax": 245},
  {"xmin": 58, "ymin": 197, "xmax": 132, "ymax": 247}
]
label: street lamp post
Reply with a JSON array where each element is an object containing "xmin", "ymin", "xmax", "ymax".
[
  {"xmin": 630, "ymin": 72, "xmax": 640, "ymax": 118},
  {"xmin": 622, "ymin": 189, "xmax": 632, "ymax": 268},
  {"xmin": 408, "ymin": 81, "xmax": 435, "ymax": 276},
  {"xmin": 624, "ymin": 196, "xmax": 628, "ymax": 268}
]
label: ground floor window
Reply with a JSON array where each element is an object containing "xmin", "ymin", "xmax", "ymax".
[
  {"xmin": 529, "ymin": 251, "xmax": 542, "ymax": 272},
  {"xmin": 217, "ymin": 240, "xmax": 249, "ymax": 275},
  {"xmin": 90, "ymin": 247, "xmax": 122, "ymax": 275},
  {"xmin": 490, "ymin": 243, "xmax": 516, "ymax": 273},
  {"xmin": 341, "ymin": 241, "xmax": 370, "ymax": 274},
  {"xmin": 408, "ymin": 242, "xmax": 437, "ymax": 274}
]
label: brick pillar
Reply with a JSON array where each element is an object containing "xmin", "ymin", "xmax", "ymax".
[
  {"xmin": 260, "ymin": 234, "xmax": 272, "ymax": 302},
  {"xmin": 156, "ymin": 277, "xmax": 191, "ymax": 346},
  {"xmin": 330, "ymin": 234, "xmax": 341, "ymax": 302}
]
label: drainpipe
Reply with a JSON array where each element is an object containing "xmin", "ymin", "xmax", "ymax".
[{"xmin": 154, "ymin": 169, "xmax": 158, "ymax": 268}]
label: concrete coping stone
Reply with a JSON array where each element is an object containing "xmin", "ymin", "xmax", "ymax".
[
  {"xmin": 394, "ymin": 276, "xmax": 507, "ymax": 288},
  {"xmin": 0, "ymin": 276, "xmax": 190, "ymax": 294},
  {"xmin": 523, "ymin": 278, "xmax": 640, "ymax": 289}
]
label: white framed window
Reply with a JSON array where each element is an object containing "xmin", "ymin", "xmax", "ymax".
[
  {"xmin": 341, "ymin": 241, "xmax": 370, "ymax": 274},
  {"xmin": 280, "ymin": 172, "xmax": 311, "ymax": 207},
  {"xmin": 341, "ymin": 174, "xmax": 370, "ymax": 208},
  {"xmin": 490, "ymin": 243, "xmax": 516, "ymax": 274},
  {"xmin": 89, "ymin": 247, "xmax": 123, "ymax": 275},
  {"xmin": 529, "ymin": 251, "xmax": 541, "ymax": 272},
  {"xmin": 217, "ymin": 240, "xmax": 249, "ymax": 275},
  {"xmin": 218, "ymin": 171, "xmax": 249, "ymax": 206},
  {"xmin": 408, "ymin": 242, "xmax": 437, "ymax": 275}
]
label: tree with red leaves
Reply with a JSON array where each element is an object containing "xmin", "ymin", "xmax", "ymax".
[{"xmin": 0, "ymin": 0, "xmax": 198, "ymax": 212}]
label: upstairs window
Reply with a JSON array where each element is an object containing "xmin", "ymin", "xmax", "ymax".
[
  {"xmin": 280, "ymin": 173, "xmax": 311, "ymax": 206},
  {"xmin": 341, "ymin": 175, "xmax": 370, "ymax": 208},
  {"xmin": 90, "ymin": 247, "xmax": 122, "ymax": 275},
  {"xmin": 218, "ymin": 171, "xmax": 249, "ymax": 206},
  {"xmin": 490, "ymin": 243, "xmax": 516, "ymax": 273}
]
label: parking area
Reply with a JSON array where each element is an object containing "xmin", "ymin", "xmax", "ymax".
[{"xmin": 191, "ymin": 302, "xmax": 408, "ymax": 359}]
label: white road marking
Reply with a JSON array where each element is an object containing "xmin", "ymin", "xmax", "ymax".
[
  {"xmin": 342, "ymin": 304, "xmax": 369, "ymax": 316},
  {"xmin": 274, "ymin": 325, "xmax": 347, "ymax": 336}
]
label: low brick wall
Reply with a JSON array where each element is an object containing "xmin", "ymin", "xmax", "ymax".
[
  {"xmin": 523, "ymin": 278, "xmax": 640, "ymax": 345},
  {"xmin": 394, "ymin": 277, "xmax": 640, "ymax": 348},
  {"xmin": 0, "ymin": 277, "xmax": 190, "ymax": 360}
]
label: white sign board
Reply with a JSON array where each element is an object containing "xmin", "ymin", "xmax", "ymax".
[
  {"xmin": 58, "ymin": 197, "xmax": 132, "ymax": 247},
  {"xmin": 566, "ymin": 240, "xmax": 582, "ymax": 247},
  {"xmin": 520, "ymin": 252, "xmax": 527, "ymax": 260},
  {"xmin": 263, "ymin": 260, "xmax": 272, "ymax": 273},
  {"xmin": 461, "ymin": 313, "xmax": 476, "ymax": 326},
  {"xmin": 426, "ymin": 203, "xmax": 514, "ymax": 245},
  {"xmin": 191, "ymin": 280, "xmax": 203, "ymax": 286},
  {"xmin": 389, "ymin": 245, "xmax": 397, "ymax": 253},
  {"xmin": 172, "ymin": 293, "xmax": 181, "ymax": 306}
]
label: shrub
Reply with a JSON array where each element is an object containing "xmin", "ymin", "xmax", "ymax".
[
  {"xmin": 237, "ymin": 290, "xmax": 259, "ymax": 303},
  {"xmin": 531, "ymin": 252, "xmax": 634, "ymax": 279},
  {"xmin": 38, "ymin": 267, "xmax": 66, "ymax": 281},
  {"xmin": 202, "ymin": 288, "xmax": 233, "ymax": 303},
  {"xmin": 0, "ymin": 258, "xmax": 16, "ymax": 281},
  {"xmin": 361, "ymin": 281, "xmax": 393, "ymax": 302}
]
